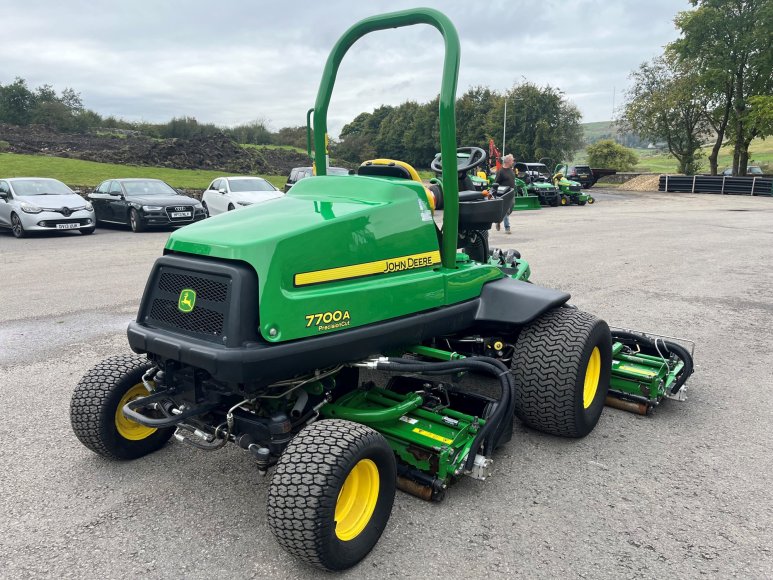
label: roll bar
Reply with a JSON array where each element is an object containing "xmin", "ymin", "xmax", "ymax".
[{"xmin": 312, "ymin": 8, "xmax": 461, "ymax": 269}]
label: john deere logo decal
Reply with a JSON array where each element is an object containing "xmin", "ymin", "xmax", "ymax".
[{"xmin": 178, "ymin": 289, "xmax": 196, "ymax": 313}]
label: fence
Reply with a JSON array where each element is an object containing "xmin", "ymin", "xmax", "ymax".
[{"xmin": 658, "ymin": 175, "xmax": 773, "ymax": 196}]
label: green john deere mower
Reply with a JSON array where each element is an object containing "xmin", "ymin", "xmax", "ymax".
[{"xmin": 70, "ymin": 9, "xmax": 694, "ymax": 572}]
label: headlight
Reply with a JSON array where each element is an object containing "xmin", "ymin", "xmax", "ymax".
[
  {"xmin": 143, "ymin": 205, "xmax": 163, "ymax": 211},
  {"xmin": 85, "ymin": 202, "xmax": 94, "ymax": 211},
  {"xmin": 20, "ymin": 202, "xmax": 42, "ymax": 214},
  {"xmin": 237, "ymin": 201, "xmax": 252, "ymax": 207}
]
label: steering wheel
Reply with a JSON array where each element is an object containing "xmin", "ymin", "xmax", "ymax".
[{"xmin": 431, "ymin": 147, "xmax": 488, "ymax": 174}]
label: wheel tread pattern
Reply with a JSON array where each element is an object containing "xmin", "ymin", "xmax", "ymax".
[
  {"xmin": 267, "ymin": 419, "xmax": 392, "ymax": 570},
  {"xmin": 70, "ymin": 354, "xmax": 158, "ymax": 459},
  {"xmin": 511, "ymin": 308, "xmax": 605, "ymax": 437}
]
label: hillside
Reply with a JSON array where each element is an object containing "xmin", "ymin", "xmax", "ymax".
[
  {"xmin": 581, "ymin": 121, "xmax": 617, "ymax": 143},
  {"xmin": 0, "ymin": 124, "xmax": 311, "ymax": 176}
]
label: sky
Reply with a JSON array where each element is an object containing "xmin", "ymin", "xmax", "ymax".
[{"xmin": 1, "ymin": 0, "xmax": 686, "ymax": 136}]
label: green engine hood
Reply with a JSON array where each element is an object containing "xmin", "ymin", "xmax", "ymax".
[{"xmin": 165, "ymin": 175, "xmax": 452, "ymax": 341}]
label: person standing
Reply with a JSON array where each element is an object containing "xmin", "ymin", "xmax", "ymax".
[{"xmin": 494, "ymin": 154, "xmax": 516, "ymax": 233}]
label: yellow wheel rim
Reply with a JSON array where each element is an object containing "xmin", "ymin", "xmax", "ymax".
[
  {"xmin": 335, "ymin": 459, "xmax": 379, "ymax": 541},
  {"xmin": 561, "ymin": 197, "xmax": 567, "ymax": 205},
  {"xmin": 583, "ymin": 347, "xmax": 601, "ymax": 409},
  {"xmin": 115, "ymin": 383, "xmax": 157, "ymax": 441}
]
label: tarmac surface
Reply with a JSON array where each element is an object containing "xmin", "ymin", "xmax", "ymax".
[{"xmin": 1, "ymin": 189, "xmax": 772, "ymax": 579}]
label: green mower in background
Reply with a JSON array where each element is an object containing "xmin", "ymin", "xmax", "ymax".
[
  {"xmin": 70, "ymin": 8, "xmax": 694, "ymax": 572},
  {"xmin": 547, "ymin": 160, "xmax": 595, "ymax": 205}
]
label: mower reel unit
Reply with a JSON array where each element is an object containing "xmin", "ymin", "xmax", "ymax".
[{"xmin": 69, "ymin": 8, "xmax": 695, "ymax": 572}]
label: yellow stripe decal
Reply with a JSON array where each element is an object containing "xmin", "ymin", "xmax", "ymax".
[
  {"xmin": 617, "ymin": 364, "xmax": 657, "ymax": 378},
  {"xmin": 294, "ymin": 250, "xmax": 441, "ymax": 286},
  {"xmin": 412, "ymin": 427, "xmax": 453, "ymax": 445}
]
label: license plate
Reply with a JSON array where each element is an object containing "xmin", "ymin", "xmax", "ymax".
[
  {"xmin": 56, "ymin": 223, "xmax": 80, "ymax": 230},
  {"xmin": 171, "ymin": 211, "xmax": 191, "ymax": 218}
]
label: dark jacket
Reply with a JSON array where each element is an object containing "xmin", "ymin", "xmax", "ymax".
[{"xmin": 494, "ymin": 167, "xmax": 516, "ymax": 189}]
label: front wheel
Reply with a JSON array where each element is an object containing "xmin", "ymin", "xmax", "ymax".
[
  {"xmin": 267, "ymin": 419, "xmax": 397, "ymax": 571},
  {"xmin": 510, "ymin": 307, "xmax": 611, "ymax": 438},
  {"xmin": 11, "ymin": 213, "xmax": 26, "ymax": 238},
  {"xmin": 129, "ymin": 209, "xmax": 145, "ymax": 232},
  {"xmin": 201, "ymin": 201, "xmax": 209, "ymax": 217},
  {"xmin": 80, "ymin": 227, "xmax": 95, "ymax": 235},
  {"xmin": 70, "ymin": 354, "xmax": 174, "ymax": 459},
  {"xmin": 587, "ymin": 197, "xmax": 595, "ymax": 205},
  {"xmin": 560, "ymin": 195, "xmax": 568, "ymax": 206},
  {"xmin": 579, "ymin": 200, "xmax": 587, "ymax": 206}
]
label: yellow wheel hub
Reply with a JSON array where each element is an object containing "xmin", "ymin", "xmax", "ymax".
[
  {"xmin": 335, "ymin": 459, "xmax": 379, "ymax": 541},
  {"xmin": 115, "ymin": 383, "xmax": 157, "ymax": 441},
  {"xmin": 583, "ymin": 346, "xmax": 601, "ymax": 409}
]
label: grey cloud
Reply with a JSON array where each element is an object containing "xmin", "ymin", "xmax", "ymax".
[{"xmin": 1, "ymin": 0, "xmax": 686, "ymax": 135}]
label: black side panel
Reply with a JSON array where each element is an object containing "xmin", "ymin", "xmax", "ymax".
[
  {"xmin": 128, "ymin": 300, "xmax": 480, "ymax": 386},
  {"xmin": 475, "ymin": 277, "xmax": 570, "ymax": 326}
]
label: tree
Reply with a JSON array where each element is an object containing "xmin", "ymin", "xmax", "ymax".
[
  {"xmin": 0, "ymin": 77, "xmax": 35, "ymax": 125},
  {"xmin": 486, "ymin": 83, "xmax": 583, "ymax": 163},
  {"xmin": 586, "ymin": 140, "xmax": 638, "ymax": 170},
  {"xmin": 623, "ymin": 57, "xmax": 710, "ymax": 175},
  {"xmin": 668, "ymin": 0, "xmax": 773, "ymax": 175}
]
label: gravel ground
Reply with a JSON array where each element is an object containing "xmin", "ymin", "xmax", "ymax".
[{"xmin": 1, "ymin": 190, "xmax": 772, "ymax": 579}]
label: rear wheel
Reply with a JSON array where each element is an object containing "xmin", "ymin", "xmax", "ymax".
[
  {"xmin": 267, "ymin": 419, "xmax": 396, "ymax": 571},
  {"xmin": 70, "ymin": 354, "xmax": 173, "ymax": 459},
  {"xmin": 510, "ymin": 307, "xmax": 611, "ymax": 438},
  {"xmin": 11, "ymin": 213, "xmax": 25, "ymax": 238},
  {"xmin": 129, "ymin": 209, "xmax": 145, "ymax": 232},
  {"xmin": 461, "ymin": 229, "xmax": 489, "ymax": 263}
]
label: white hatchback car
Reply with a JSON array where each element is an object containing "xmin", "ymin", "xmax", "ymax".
[
  {"xmin": 0, "ymin": 177, "xmax": 96, "ymax": 238},
  {"xmin": 201, "ymin": 176, "xmax": 283, "ymax": 216}
]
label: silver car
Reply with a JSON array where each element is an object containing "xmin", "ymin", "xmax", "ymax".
[
  {"xmin": 201, "ymin": 176, "xmax": 283, "ymax": 217},
  {"xmin": 0, "ymin": 177, "xmax": 96, "ymax": 238}
]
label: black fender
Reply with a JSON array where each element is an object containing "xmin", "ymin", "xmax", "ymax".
[{"xmin": 475, "ymin": 277, "xmax": 570, "ymax": 326}]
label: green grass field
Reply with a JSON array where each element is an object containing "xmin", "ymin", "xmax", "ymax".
[
  {"xmin": 0, "ymin": 153, "xmax": 287, "ymax": 189},
  {"xmin": 632, "ymin": 138, "xmax": 773, "ymax": 173}
]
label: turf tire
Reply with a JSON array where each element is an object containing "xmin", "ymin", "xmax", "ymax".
[
  {"xmin": 511, "ymin": 307, "xmax": 611, "ymax": 438},
  {"xmin": 462, "ymin": 229, "xmax": 489, "ymax": 263},
  {"xmin": 267, "ymin": 419, "xmax": 396, "ymax": 571},
  {"xmin": 70, "ymin": 354, "xmax": 173, "ymax": 459}
]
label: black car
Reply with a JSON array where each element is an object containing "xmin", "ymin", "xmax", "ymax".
[
  {"xmin": 89, "ymin": 179, "xmax": 206, "ymax": 232},
  {"xmin": 284, "ymin": 166, "xmax": 351, "ymax": 192},
  {"xmin": 566, "ymin": 165, "xmax": 594, "ymax": 189}
]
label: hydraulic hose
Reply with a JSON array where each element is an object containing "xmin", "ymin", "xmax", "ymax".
[
  {"xmin": 376, "ymin": 356, "xmax": 514, "ymax": 471},
  {"xmin": 611, "ymin": 330, "xmax": 694, "ymax": 393}
]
